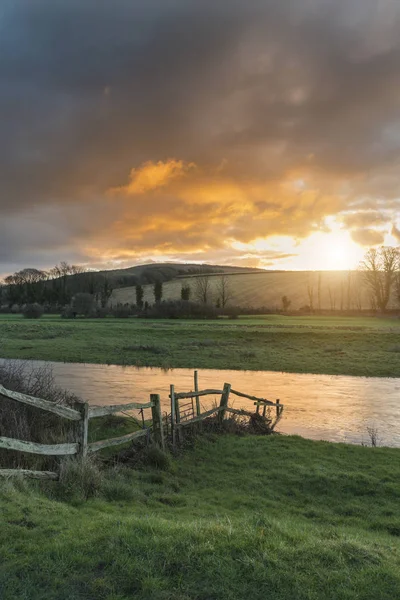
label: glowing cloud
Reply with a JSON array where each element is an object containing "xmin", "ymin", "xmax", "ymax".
[{"xmin": 110, "ymin": 160, "xmax": 195, "ymax": 195}]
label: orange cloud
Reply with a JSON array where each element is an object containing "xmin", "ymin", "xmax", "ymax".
[{"xmin": 110, "ymin": 159, "xmax": 195, "ymax": 195}]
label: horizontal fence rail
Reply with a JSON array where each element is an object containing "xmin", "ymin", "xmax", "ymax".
[
  {"xmin": 0, "ymin": 436, "xmax": 78, "ymax": 456},
  {"xmin": 172, "ymin": 389, "xmax": 224, "ymax": 400},
  {"xmin": 0, "ymin": 384, "xmax": 82, "ymax": 421},
  {"xmin": 230, "ymin": 389, "xmax": 278, "ymax": 406},
  {"xmin": 88, "ymin": 400, "xmax": 154, "ymax": 419},
  {"xmin": 0, "ymin": 469, "xmax": 58, "ymax": 480},
  {"xmin": 178, "ymin": 406, "xmax": 223, "ymax": 427},
  {"xmin": 88, "ymin": 429, "xmax": 148, "ymax": 453}
]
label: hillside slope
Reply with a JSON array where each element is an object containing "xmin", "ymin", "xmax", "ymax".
[{"xmin": 110, "ymin": 270, "xmax": 393, "ymax": 310}]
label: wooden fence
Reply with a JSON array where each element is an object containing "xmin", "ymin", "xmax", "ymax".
[
  {"xmin": 0, "ymin": 383, "xmax": 164, "ymax": 481},
  {"xmin": 0, "ymin": 370, "xmax": 283, "ymax": 479},
  {"xmin": 169, "ymin": 370, "xmax": 283, "ymax": 447}
]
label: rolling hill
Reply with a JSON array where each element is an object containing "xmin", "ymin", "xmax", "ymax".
[{"xmin": 110, "ymin": 269, "xmax": 394, "ymax": 310}]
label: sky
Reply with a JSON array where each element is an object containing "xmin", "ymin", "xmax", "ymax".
[{"xmin": 1, "ymin": 0, "xmax": 400, "ymax": 277}]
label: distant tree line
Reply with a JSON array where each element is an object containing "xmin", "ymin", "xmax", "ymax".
[{"xmin": 2, "ymin": 247, "xmax": 400, "ymax": 319}]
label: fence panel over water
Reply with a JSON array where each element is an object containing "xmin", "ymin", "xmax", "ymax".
[{"xmin": 0, "ymin": 371, "xmax": 283, "ymax": 479}]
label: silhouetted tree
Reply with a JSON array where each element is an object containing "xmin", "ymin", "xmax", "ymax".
[
  {"xmin": 216, "ymin": 274, "xmax": 232, "ymax": 310},
  {"xmin": 181, "ymin": 285, "xmax": 191, "ymax": 301},
  {"xmin": 71, "ymin": 293, "xmax": 94, "ymax": 317},
  {"xmin": 281, "ymin": 295, "xmax": 291, "ymax": 312},
  {"xmin": 154, "ymin": 281, "xmax": 163, "ymax": 304},
  {"xmin": 136, "ymin": 284, "xmax": 144, "ymax": 309}
]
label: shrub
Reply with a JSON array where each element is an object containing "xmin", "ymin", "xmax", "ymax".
[
  {"xmin": 71, "ymin": 292, "xmax": 95, "ymax": 317},
  {"xmin": 61, "ymin": 306, "xmax": 75, "ymax": 319},
  {"xmin": 22, "ymin": 303, "xmax": 44, "ymax": 319},
  {"xmin": 11, "ymin": 303, "xmax": 20, "ymax": 314},
  {"xmin": 58, "ymin": 456, "xmax": 104, "ymax": 501},
  {"xmin": 88, "ymin": 306, "xmax": 108, "ymax": 318},
  {"xmin": 141, "ymin": 446, "xmax": 171, "ymax": 470},
  {"xmin": 111, "ymin": 303, "xmax": 135, "ymax": 318},
  {"xmin": 142, "ymin": 300, "xmax": 220, "ymax": 320}
]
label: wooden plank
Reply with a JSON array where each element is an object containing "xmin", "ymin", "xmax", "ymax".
[
  {"xmin": 253, "ymin": 400, "xmax": 284, "ymax": 408},
  {"xmin": 225, "ymin": 407, "xmax": 255, "ymax": 417},
  {"xmin": 173, "ymin": 389, "xmax": 223, "ymax": 400},
  {"xmin": 0, "ymin": 436, "xmax": 78, "ymax": 456},
  {"xmin": 88, "ymin": 428, "xmax": 147, "ymax": 453},
  {"xmin": 0, "ymin": 469, "xmax": 58, "ymax": 480},
  {"xmin": 0, "ymin": 385, "xmax": 81, "ymax": 421},
  {"xmin": 88, "ymin": 401, "xmax": 154, "ymax": 419},
  {"xmin": 230, "ymin": 388, "xmax": 275, "ymax": 405},
  {"xmin": 178, "ymin": 406, "xmax": 222, "ymax": 427}
]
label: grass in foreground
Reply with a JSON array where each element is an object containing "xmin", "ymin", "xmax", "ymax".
[
  {"xmin": 0, "ymin": 314, "xmax": 400, "ymax": 376},
  {"xmin": 1, "ymin": 435, "xmax": 400, "ymax": 599}
]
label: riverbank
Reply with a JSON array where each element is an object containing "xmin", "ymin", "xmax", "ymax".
[
  {"xmin": 0, "ymin": 314, "xmax": 399, "ymax": 377},
  {"xmin": 1, "ymin": 434, "xmax": 400, "ymax": 599}
]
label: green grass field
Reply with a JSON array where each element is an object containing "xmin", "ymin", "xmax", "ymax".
[
  {"xmin": 1, "ymin": 435, "xmax": 400, "ymax": 600},
  {"xmin": 1, "ymin": 314, "xmax": 399, "ymax": 377}
]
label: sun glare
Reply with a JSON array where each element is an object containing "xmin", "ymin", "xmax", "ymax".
[{"xmin": 235, "ymin": 221, "xmax": 365, "ymax": 271}]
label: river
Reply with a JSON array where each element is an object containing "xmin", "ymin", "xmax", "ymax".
[{"xmin": 1, "ymin": 359, "xmax": 399, "ymax": 447}]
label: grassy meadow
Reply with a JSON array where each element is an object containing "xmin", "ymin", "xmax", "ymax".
[
  {"xmin": 110, "ymin": 269, "xmax": 398, "ymax": 310},
  {"xmin": 1, "ymin": 434, "xmax": 400, "ymax": 600},
  {"xmin": 0, "ymin": 313, "xmax": 399, "ymax": 377}
]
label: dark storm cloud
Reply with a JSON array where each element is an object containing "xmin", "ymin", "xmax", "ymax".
[{"xmin": 1, "ymin": 0, "xmax": 400, "ymax": 273}]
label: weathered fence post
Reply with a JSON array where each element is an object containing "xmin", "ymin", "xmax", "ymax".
[
  {"xmin": 150, "ymin": 394, "xmax": 165, "ymax": 451},
  {"xmin": 74, "ymin": 401, "xmax": 89, "ymax": 459},
  {"xmin": 276, "ymin": 399, "xmax": 280, "ymax": 419},
  {"xmin": 194, "ymin": 370, "xmax": 200, "ymax": 416},
  {"xmin": 174, "ymin": 389, "xmax": 182, "ymax": 443},
  {"xmin": 262, "ymin": 403, "xmax": 267, "ymax": 418},
  {"xmin": 218, "ymin": 383, "xmax": 231, "ymax": 424},
  {"xmin": 170, "ymin": 385, "xmax": 176, "ymax": 448}
]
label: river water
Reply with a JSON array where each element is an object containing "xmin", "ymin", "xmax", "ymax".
[{"xmin": 1, "ymin": 359, "xmax": 399, "ymax": 447}]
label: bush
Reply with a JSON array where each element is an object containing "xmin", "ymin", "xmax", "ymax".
[
  {"xmin": 141, "ymin": 446, "xmax": 171, "ymax": 470},
  {"xmin": 71, "ymin": 293, "xmax": 94, "ymax": 317},
  {"xmin": 58, "ymin": 456, "xmax": 104, "ymax": 501},
  {"xmin": 22, "ymin": 303, "xmax": 44, "ymax": 319},
  {"xmin": 61, "ymin": 306, "xmax": 75, "ymax": 319},
  {"xmin": 142, "ymin": 300, "xmax": 220, "ymax": 320},
  {"xmin": 87, "ymin": 306, "xmax": 108, "ymax": 318},
  {"xmin": 111, "ymin": 303, "xmax": 135, "ymax": 318}
]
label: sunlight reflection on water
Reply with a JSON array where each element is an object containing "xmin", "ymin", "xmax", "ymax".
[{"xmin": 1, "ymin": 359, "xmax": 400, "ymax": 447}]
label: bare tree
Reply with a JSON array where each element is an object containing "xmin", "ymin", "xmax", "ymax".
[
  {"xmin": 328, "ymin": 285, "xmax": 336, "ymax": 311},
  {"xmin": 317, "ymin": 273, "xmax": 322, "ymax": 311},
  {"xmin": 216, "ymin": 274, "xmax": 232, "ymax": 310},
  {"xmin": 281, "ymin": 295, "xmax": 291, "ymax": 312},
  {"xmin": 353, "ymin": 278, "xmax": 363, "ymax": 312},
  {"xmin": 194, "ymin": 271, "xmax": 211, "ymax": 304},
  {"xmin": 360, "ymin": 247, "xmax": 400, "ymax": 313},
  {"xmin": 346, "ymin": 271, "xmax": 353, "ymax": 311},
  {"xmin": 306, "ymin": 280, "xmax": 315, "ymax": 312},
  {"xmin": 340, "ymin": 280, "xmax": 344, "ymax": 311}
]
